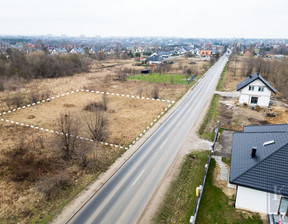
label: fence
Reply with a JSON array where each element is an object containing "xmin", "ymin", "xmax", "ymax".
[{"xmin": 189, "ymin": 121, "xmax": 220, "ymax": 224}]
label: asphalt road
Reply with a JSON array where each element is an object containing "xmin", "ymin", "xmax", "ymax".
[{"xmin": 68, "ymin": 53, "xmax": 230, "ymax": 224}]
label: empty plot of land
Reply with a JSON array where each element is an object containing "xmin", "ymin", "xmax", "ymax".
[
  {"xmin": 128, "ymin": 73, "xmax": 190, "ymax": 84},
  {"xmin": 1, "ymin": 92, "xmax": 166, "ymax": 145}
]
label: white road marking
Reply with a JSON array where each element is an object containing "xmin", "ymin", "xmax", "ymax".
[
  {"xmin": 132, "ymin": 169, "xmax": 145, "ymax": 186},
  {"xmin": 161, "ymin": 138, "xmax": 168, "ymax": 148}
]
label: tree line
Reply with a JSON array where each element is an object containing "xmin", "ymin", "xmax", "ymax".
[
  {"xmin": 0, "ymin": 49, "xmax": 90, "ymax": 91},
  {"xmin": 236, "ymin": 55, "xmax": 288, "ymax": 98}
]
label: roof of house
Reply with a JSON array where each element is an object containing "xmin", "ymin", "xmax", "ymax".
[
  {"xmin": 230, "ymin": 124, "xmax": 288, "ymax": 196},
  {"xmin": 90, "ymin": 47, "xmax": 99, "ymax": 52},
  {"xmin": 71, "ymin": 48, "xmax": 84, "ymax": 54},
  {"xmin": 243, "ymin": 123, "xmax": 288, "ymax": 133},
  {"xmin": 200, "ymin": 50, "xmax": 212, "ymax": 55},
  {"xmin": 54, "ymin": 48, "xmax": 67, "ymax": 53},
  {"xmin": 147, "ymin": 55, "xmax": 163, "ymax": 62},
  {"xmin": 157, "ymin": 51, "xmax": 170, "ymax": 56},
  {"xmin": 236, "ymin": 73, "xmax": 277, "ymax": 94},
  {"xmin": 177, "ymin": 48, "xmax": 186, "ymax": 53}
]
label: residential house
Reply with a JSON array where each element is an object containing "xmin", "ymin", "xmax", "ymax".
[
  {"xmin": 176, "ymin": 47, "xmax": 186, "ymax": 55},
  {"xmin": 147, "ymin": 54, "xmax": 163, "ymax": 65},
  {"xmin": 70, "ymin": 48, "xmax": 85, "ymax": 54},
  {"xmin": 169, "ymin": 50, "xmax": 177, "ymax": 56},
  {"xmin": 211, "ymin": 49, "xmax": 217, "ymax": 55},
  {"xmin": 237, "ymin": 73, "xmax": 276, "ymax": 107},
  {"xmin": 157, "ymin": 51, "xmax": 170, "ymax": 58},
  {"xmin": 200, "ymin": 50, "xmax": 212, "ymax": 57},
  {"xmin": 139, "ymin": 57, "xmax": 147, "ymax": 62},
  {"xmin": 243, "ymin": 50, "xmax": 252, "ymax": 56},
  {"xmin": 135, "ymin": 46, "xmax": 144, "ymax": 53},
  {"xmin": 184, "ymin": 46, "xmax": 194, "ymax": 52},
  {"xmin": 126, "ymin": 46, "xmax": 135, "ymax": 53},
  {"xmin": 103, "ymin": 47, "xmax": 114, "ymax": 55},
  {"xmin": 51, "ymin": 48, "xmax": 68, "ymax": 55},
  {"xmin": 191, "ymin": 49, "xmax": 200, "ymax": 56},
  {"xmin": 230, "ymin": 124, "xmax": 288, "ymax": 222},
  {"xmin": 254, "ymin": 48, "xmax": 260, "ymax": 55},
  {"xmin": 89, "ymin": 47, "xmax": 99, "ymax": 54}
]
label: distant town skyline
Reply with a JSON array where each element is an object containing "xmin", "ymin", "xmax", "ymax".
[{"xmin": 1, "ymin": 0, "xmax": 288, "ymax": 39}]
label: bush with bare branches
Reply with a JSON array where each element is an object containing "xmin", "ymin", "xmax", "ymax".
[
  {"xmin": 152, "ymin": 85, "xmax": 160, "ymax": 99},
  {"xmin": 5, "ymin": 91, "xmax": 24, "ymax": 109},
  {"xmin": 37, "ymin": 172, "xmax": 72, "ymax": 200},
  {"xmin": 1, "ymin": 131, "xmax": 51, "ymax": 182},
  {"xmin": 84, "ymin": 94, "xmax": 108, "ymax": 112},
  {"xmin": 57, "ymin": 113, "xmax": 81, "ymax": 160},
  {"xmin": 84, "ymin": 110, "xmax": 109, "ymax": 142}
]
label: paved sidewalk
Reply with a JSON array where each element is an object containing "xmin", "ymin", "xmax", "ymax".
[{"xmin": 212, "ymin": 155, "xmax": 229, "ymax": 181}]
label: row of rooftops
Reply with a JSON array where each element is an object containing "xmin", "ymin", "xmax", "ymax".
[
  {"xmin": 0, "ymin": 41, "xmax": 225, "ymax": 57},
  {"xmin": 230, "ymin": 124, "xmax": 288, "ymax": 196}
]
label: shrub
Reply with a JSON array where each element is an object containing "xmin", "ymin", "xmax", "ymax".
[
  {"xmin": 84, "ymin": 110, "xmax": 109, "ymax": 142},
  {"xmin": 5, "ymin": 92, "xmax": 24, "ymax": 108},
  {"xmin": 2, "ymin": 133, "xmax": 51, "ymax": 182},
  {"xmin": 84, "ymin": 94, "xmax": 108, "ymax": 112},
  {"xmin": 37, "ymin": 172, "xmax": 72, "ymax": 200},
  {"xmin": 84, "ymin": 101, "xmax": 106, "ymax": 112},
  {"xmin": 29, "ymin": 91, "xmax": 40, "ymax": 103},
  {"xmin": 152, "ymin": 85, "xmax": 159, "ymax": 99}
]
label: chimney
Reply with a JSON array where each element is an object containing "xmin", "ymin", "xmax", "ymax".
[{"xmin": 251, "ymin": 147, "xmax": 257, "ymax": 158}]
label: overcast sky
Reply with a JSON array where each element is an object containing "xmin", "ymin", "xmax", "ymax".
[{"xmin": 0, "ymin": 0, "xmax": 287, "ymax": 38}]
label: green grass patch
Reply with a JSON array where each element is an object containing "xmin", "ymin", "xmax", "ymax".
[
  {"xmin": 196, "ymin": 159, "xmax": 263, "ymax": 224},
  {"xmin": 154, "ymin": 151, "xmax": 209, "ymax": 224},
  {"xmin": 222, "ymin": 157, "xmax": 231, "ymax": 166},
  {"xmin": 128, "ymin": 73, "xmax": 190, "ymax": 85},
  {"xmin": 216, "ymin": 62, "xmax": 229, "ymax": 91},
  {"xmin": 198, "ymin": 94, "xmax": 219, "ymax": 141}
]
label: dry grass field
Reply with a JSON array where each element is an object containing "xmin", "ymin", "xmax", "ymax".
[
  {"xmin": 221, "ymin": 55, "xmax": 248, "ymax": 91},
  {"xmin": 170, "ymin": 57, "xmax": 211, "ymax": 75},
  {"xmin": 1, "ymin": 92, "xmax": 166, "ymax": 146},
  {"xmin": 0, "ymin": 56, "xmax": 212, "ymax": 223}
]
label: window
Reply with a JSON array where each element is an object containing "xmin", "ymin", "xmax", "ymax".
[
  {"xmin": 258, "ymin": 86, "xmax": 264, "ymax": 92},
  {"xmin": 251, "ymin": 97, "xmax": 258, "ymax": 104},
  {"xmin": 248, "ymin": 86, "xmax": 254, "ymax": 91}
]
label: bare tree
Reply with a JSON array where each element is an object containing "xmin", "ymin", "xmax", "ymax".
[
  {"xmin": 138, "ymin": 88, "xmax": 144, "ymax": 98},
  {"xmin": 84, "ymin": 110, "xmax": 109, "ymax": 142},
  {"xmin": 184, "ymin": 68, "xmax": 192, "ymax": 81},
  {"xmin": 102, "ymin": 93, "xmax": 108, "ymax": 111},
  {"xmin": 57, "ymin": 113, "xmax": 80, "ymax": 160},
  {"xmin": 5, "ymin": 91, "xmax": 23, "ymax": 109},
  {"xmin": 152, "ymin": 85, "xmax": 159, "ymax": 99}
]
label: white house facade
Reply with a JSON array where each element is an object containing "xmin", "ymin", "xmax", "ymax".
[
  {"xmin": 235, "ymin": 186, "xmax": 282, "ymax": 214},
  {"xmin": 147, "ymin": 54, "xmax": 163, "ymax": 65},
  {"xmin": 238, "ymin": 79, "xmax": 272, "ymax": 107},
  {"xmin": 237, "ymin": 73, "xmax": 276, "ymax": 107}
]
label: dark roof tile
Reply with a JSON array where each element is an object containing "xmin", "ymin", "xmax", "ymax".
[
  {"xmin": 230, "ymin": 125, "xmax": 288, "ymax": 196},
  {"xmin": 236, "ymin": 73, "xmax": 277, "ymax": 94},
  {"xmin": 244, "ymin": 124, "xmax": 288, "ymax": 133}
]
